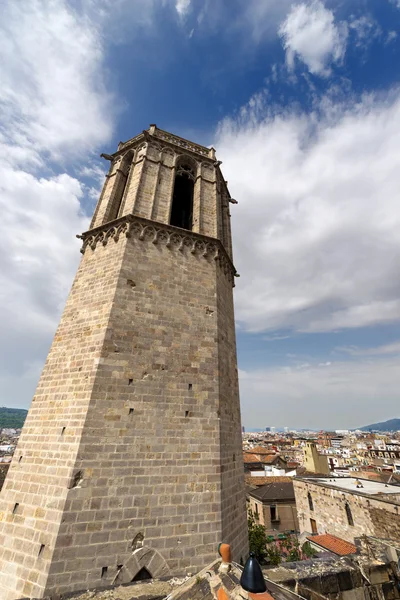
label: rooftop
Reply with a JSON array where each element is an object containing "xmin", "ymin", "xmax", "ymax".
[
  {"xmin": 245, "ymin": 476, "xmax": 292, "ymax": 488},
  {"xmin": 249, "ymin": 482, "xmax": 295, "ymax": 502},
  {"xmin": 299, "ymin": 476, "xmax": 400, "ymax": 499},
  {"xmin": 307, "ymin": 534, "xmax": 357, "ymax": 556}
]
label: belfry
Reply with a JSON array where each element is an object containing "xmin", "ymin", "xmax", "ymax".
[{"xmin": 0, "ymin": 126, "xmax": 248, "ymax": 599}]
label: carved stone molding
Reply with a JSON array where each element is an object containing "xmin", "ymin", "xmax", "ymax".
[
  {"xmin": 78, "ymin": 215, "xmax": 236, "ymax": 284},
  {"xmin": 153, "ymin": 129, "xmax": 210, "ymax": 157}
]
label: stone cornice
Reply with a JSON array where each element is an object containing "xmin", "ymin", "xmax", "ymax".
[
  {"xmin": 152, "ymin": 127, "xmax": 215, "ymax": 159},
  {"xmin": 77, "ymin": 215, "xmax": 237, "ymax": 285},
  {"xmin": 111, "ymin": 126, "xmax": 216, "ymax": 163}
]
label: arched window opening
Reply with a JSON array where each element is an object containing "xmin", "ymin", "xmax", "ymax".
[
  {"xmin": 345, "ymin": 502, "xmax": 354, "ymax": 526},
  {"xmin": 170, "ymin": 164, "xmax": 194, "ymax": 230},
  {"xmin": 308, "ymin": 492, "xmax": 314, "ymax": 511}
]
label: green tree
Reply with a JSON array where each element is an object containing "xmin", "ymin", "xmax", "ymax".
[
  {"xmin": 301, "ymin": 541, "xmax": 318, "ymax": 559},
  {"xmin": 247, "ymin": 510, "xmax": 268, "ymax": 562},
  {"xmin": 281, "ymin": 534, "xmax": 301, "ymax": 562},
  {"xmin": 265, "ymin": 543, "xmax": 282, "ymax": 566}
]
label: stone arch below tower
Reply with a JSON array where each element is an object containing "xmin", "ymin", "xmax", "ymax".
[{"xmin": 118, "ymin": 546, "xmax": 170, "ymax": 584}]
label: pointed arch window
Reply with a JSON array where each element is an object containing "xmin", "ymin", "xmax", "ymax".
[
  {"xmin": 308, "ymin": 492, "xmax": 314, "ymax": 511},
  {"xmin": 170, "ymin": 163, "xmax": 195, "ymax": 230},
  {"xmin": 345, "ymin": 502, "xmax": 354, "ymax": 526}
]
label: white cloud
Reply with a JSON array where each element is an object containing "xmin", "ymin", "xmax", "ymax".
[
  {"xmin": 386, "ymin": 31, "xmax": 398, "ymax": 44},
  {"xmin": 0, "ymin": 0, "xmax": 115, "ymax": 408},
  {"xmin": 0, "ymin": 167, "xmax": 88, "ymax": 408},
  {"xmin": 337, "ymin": 341, "xmax": 400, "ymax": 356},
  {"xmin": 0, "ymin": 1, "xmax": 114, "ymax": 161},
  {"xmin": 279, "ymin": 0, "xmax": 348, "ymax": 76},
  {"xmin": 239, "ymin": 356, "xmax": 400, "ymax": 429},
  {"xmin": 348, "ymin": 15, "xmax": 381, "ymax": 49},
  {"xmin": 175, "ymin": 0, "xmax": 191, "ymax": 18},
  {"xmin": 216, "ymin": 87, "xmax": 400, "ymax": 334}
]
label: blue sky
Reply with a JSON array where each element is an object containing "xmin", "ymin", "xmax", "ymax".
[{"xmin": 1, "ymin": 0, "xmax": 400, "ymax": 430}]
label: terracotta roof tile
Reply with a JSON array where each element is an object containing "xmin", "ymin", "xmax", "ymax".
[
  {"xmin": 249, "ymin": 592, "xmax": 275, "ymax": 600},
  {"xmin": 307, "ymin": 533, "xmax": 357, "ymax": 556},
  {"xmin": 244, "ymin": 453, "xmax": 262, "ymax": 463},
  {"xmin": 249, "ymin": 446, "xmax": 276, "ymax": 455}
]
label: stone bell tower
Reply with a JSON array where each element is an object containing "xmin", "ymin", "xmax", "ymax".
[{"xmin": 0, "ymin": 125, "xmax": 248, "ymax": 599}]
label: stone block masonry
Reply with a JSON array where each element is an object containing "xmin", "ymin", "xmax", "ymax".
[
  {"xmin": 294, "ymin": 477, "xmax": 400, "ymax": 543},
  {"xmin": 0, "ymin": 126, "xmax": 248, "ymax": 599}
]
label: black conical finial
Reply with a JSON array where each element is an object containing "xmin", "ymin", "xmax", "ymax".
[{"xmin": 240, "ymin": 552, "xmax": 267, "ymax": 594}]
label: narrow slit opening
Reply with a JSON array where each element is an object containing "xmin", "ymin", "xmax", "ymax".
[
  {"xmin": 61, "ymin": 427, "xmax": 66, "ymax": 436},
  {"xmin": 12, "ymin": 503, "xmax": 19, "ymax": 514},
  {"xmin": 38, "ymin": 544, "xmax": 45, "ymax": 557},
  {"xmin": 129, "ymin": 408, "xmax": 134, "ymax": 415},
  {"xmin": 101, "ymin": 566, "xmax": 108, "ymax": 578},
  {"xmin": 188, "ymin": 383, "xmax": 192, "ymax": 390}
]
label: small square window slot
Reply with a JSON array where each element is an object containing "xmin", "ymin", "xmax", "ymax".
[
  {"xmin": 185, "ymin": 411, "xmax": 190, "ymax": 417},
  {"xmin": 129, "ymin": 408, "xmax": 134, "ymax": 415},
  {"xmin": 101, "ymin": 566, "xmax": 108, "ymax": 578},
  {"xmin": 128, "ymin": 379, "xmax": 133, "ymax": 385},
  {"xmin": 188, "ymin": 383, "xmax": 192, "ymax": 390}
]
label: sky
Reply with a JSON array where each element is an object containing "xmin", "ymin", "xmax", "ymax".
[{"xmin": 1, "ymin": 0, "xmax": 400, "ymax": 431}]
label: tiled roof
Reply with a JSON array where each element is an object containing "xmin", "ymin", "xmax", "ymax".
[
  {"xmin": 249, "ymin": 446, "xmax": 276, "ymax": 455},
  {"xmin": 307, "ymin": 533, "xmax": 357, "ymax": 556},
  {"xmin": 244, "ymin": 453, "xmax": 262, "ymax": 463}
]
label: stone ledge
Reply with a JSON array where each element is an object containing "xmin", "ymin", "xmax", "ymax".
[{"xmin": 78, "ymin": 215, "xmax": 237, "ymax": 285}]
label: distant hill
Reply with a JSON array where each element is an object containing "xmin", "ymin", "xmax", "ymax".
[
  {"xmin": 359, "ymin": 418, "xmax": 400, "ymax": 432},
  {"xmin": 0, "ymin": 407, "xmax": 27, "ymax": 429}
]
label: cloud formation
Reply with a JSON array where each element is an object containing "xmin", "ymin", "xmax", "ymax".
[
  {"xmin": 279, "ymin": 0, "xmax": 348, "ymax": 75},
  {"xmin": 0, "ymin": 1, "xmax": 113, "ymax": 160},
  {"xmin": 239, "ymin": 355, "xmax": 400, "ymax": 429},
  {"xmin": 0, "ymin": 0, "xmax": 112, "ymax": 407},
  {"xmin": 216, "ymin": 87, "xmax": 400, "ymax": 334},
  {"xmin": 175, "ymin": 0, "xmax": 191, "ymax": 18}
]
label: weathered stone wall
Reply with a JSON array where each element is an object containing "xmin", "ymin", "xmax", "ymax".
[
  {"xmin": 216, "ymin": 256, "xmax": 248, "ymax": 562},
  {"xmin": 0, "ymin": 127, "xmax": 247, "ymax": 599},
  {"xmin": 0, "ymin": 237, "xmax": 125, "ymax": 599},
  {"xmin": 294, "ymin": 479, "xmax": 400, "ymax": 543},
  {"xmin": 248, "ymin": 497, "xmax": 298, "ymax": 533},
  {"xmin": 267, "ymin": 557, "xmax": 400, "ymax": 600}
]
